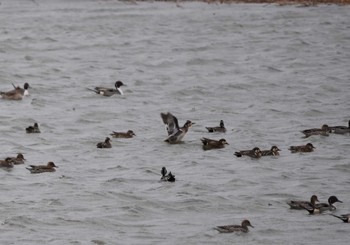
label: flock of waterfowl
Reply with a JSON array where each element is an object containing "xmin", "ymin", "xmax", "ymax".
[{"xmin": 1, "ymin": 81, "xmax": 349, "ymax": 233}]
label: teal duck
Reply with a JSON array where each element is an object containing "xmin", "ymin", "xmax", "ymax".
[
  {"xmin": 302, "ymin": 196, "xmax": 343, "ymax": 214},
  {"xmin": 26, "ymin": 162, "xmax": 58, "ymax": 173},
  {"xmin": 110, "ymin": 130, "xmax": 136, "ymax": 138},
  {"xmin": 205, "ymin": 120, "xmax": 226, "ymax": 133},
  {"xmin": 289, "ymin": 143, "xmax": 315, "ymax": 153},
  {"xmin": 301, "ymin": 124, "xmax": 331, "ymax": 138},
  {"xmin": 261, "ymin": 146, "xmax": 281, "ymax": 156},
  {"xmin": 26, "ymin": 123, "xmax": 40, "ymax": 133},
  {"xmin": 201, "ymin": 137, "xmax": 229, "ymax": 151},
  {"xmin": 8, "ymin": 153, "xmax": 26, "ymax": 165},
  {"xmin": 234, "ymin": 147, "xmax": 262, "ymax": 158},
  {"xmin": 331, "ymin": 213, "xmax": 350, "ymax": 223},
  {"xmin": 287, "ymin": 195, "xmax": 319, "ymax": 210},
  {"xmin": 88, "ymin": 81, "xmax": 124, "ymax": 97},
  {"xmin": 330, "ymin": 120, "xmax": 350, "ymax": 134},
  {"xmin": 0, "ymin": 158, "xmax": 14, "ymax": 168},
  {"xmin": 160, "ymin": 112, "xmax": 195, "ymax": 144},
  {"xmin": 215, "ymin": 219, "xmax": 254, "ymax": 233},
  {"xmin": 12, "ymin": 82, "xmax": 30, "ymax": 96},
  {"xmin": 97, "ymin": 137, "xmax": 112, "ymax": 148},
  {"xmin": 160, "ymin": 167, "xmax": 175, "ymax": 182}
]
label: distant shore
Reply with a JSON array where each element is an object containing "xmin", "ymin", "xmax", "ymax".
[{"xmin": 135, "ymin": 0, "xmax": 350, "ymax": 5}]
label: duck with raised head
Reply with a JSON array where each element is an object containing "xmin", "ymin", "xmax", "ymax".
[
  {"xmin": 12, "ymin": 82, "xmax": 30, "ymax": 96},
  {"xmin": 0, "ymin": 158, "xmax": 14, "ymax": 168},
  {"xmin": 110, "ymin": 130, "xmax": 136, "ymax": 138},
  {"xmin": 215, "ymin": 219, "xmax": 254, "ymax": 233},
  {"xmin": 96, "ymin": 137, "xmax": 112, "ymax": 148},
  {"xmin": 160, "ymin": 112, "xmax": 195, "ymax": 144},
  {"xmin": 234, "ymin": 147, "xmax": 262, "ymax": 159},
  {"xmin": 302, "ymin": 196, "xmax": 343, "ymax": 214},
  {"xmin": 8, "ymin": 153, "xmax": 26, "ymax": 165},
  {"xmin": 26, "ymin": 123, "xmax": 40, "ymax": 133},
  {"xmin": 287, "ymin": 195, "xmax": 319, "ymax": 210},
  {"xmin": 88, "ymin": 81, "xmax": 125, "ymax": 97},
  {"xmin": 201, "ymin": 137, "xmax": 229, "ymax": 151},
  {"xmin": 261, "ymin": 146, "xmax": 281, "ymax": 156},
  {"xmin": 331, "ymin": 213, "xmax": 350, "ymax": 223},
  {"xmin": 288, "ymin": 143, "xmax": 315, "ymax": 153},
  {"xmin": 301, "ymin": 124, "xmax": 331, "ymax": 138},
  {"xmin": 26, "ymin": 162, "xmax": 58, "ymax": 173},
  {"xmin": 160, "ymin": 167, "xmax": 175, "ymax": 182},
  {"xmin": 329, "ymin": 120, "xmax": 350, "ymax": 134},
  {"xmin": 205, "ymin": 120, "xmax": 226, "ymax": 133}
]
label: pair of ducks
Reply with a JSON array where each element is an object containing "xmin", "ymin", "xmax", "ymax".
[
  {"xmin": 0, "ymin": 153, "xmax": 26, "ymax": 168},
  {"xmin": 0, "ymin": 83, "xmax": 30, "ymax": 100},
  {"xmin": 287, "ymin": 195, "xmax": 343, "ymax": 214},
  {"xmin": 301, "ymin": 120, "xmax": 350, "ymax": 137},
  {"xmin": 96, "ymin": 130, "xmax": 136, "ymax": 148},
  {"xmin": 161, "ymin": 112, "xmax": 229, "ymax": 150}
]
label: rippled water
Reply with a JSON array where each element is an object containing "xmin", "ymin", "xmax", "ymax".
[{"xmin": 1, "ymin": 0, "xmax": 349, "ymax": 244}]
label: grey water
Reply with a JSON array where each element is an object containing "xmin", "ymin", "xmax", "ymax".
[{"xmin": 0, "ymin": 0, "xmax": 349, "ymax": 244}]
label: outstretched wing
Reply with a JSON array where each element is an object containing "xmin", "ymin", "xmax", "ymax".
[{"xmin": 160, "ymin": 112, "xmax": 179, "ymax": 136}]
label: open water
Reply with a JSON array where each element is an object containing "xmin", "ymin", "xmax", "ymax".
[{"xmin": 0, "ymin": 0, "xmax": 349, "ymax": 244}]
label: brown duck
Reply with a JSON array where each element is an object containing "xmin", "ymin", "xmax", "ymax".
[{"xmin": 201, "ymin": 137, "xmax": 229, "ymax": 151}]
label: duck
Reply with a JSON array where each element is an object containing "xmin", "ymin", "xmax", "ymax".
[
  {"xmin": 96, "ymin": 137, "xmax": 112, "ymax": 148},
  {"xmin": 287, "ymin": 195, "xmax": 319, "ymax": 210},
  {"xmin": 26, "ymin": 123, "xmax": 41, "ymax": 133},
  {"xmin": 234, "ymin": 147, "xmax": 262, "ymax": 158},
  {"xmin": 205, "ymin": 120, "xmax": 226, "ymax": 133},
  {"xmin": 331, "ymin": 213, "xmax": 350, "ymax": 223},
  {"xmin": 288, "ymin": 143, "xmax": 315, "ymax": 153},
  {"xmin": 160, "ymin": 167, "xmax": 175, "ymax": 182},
  {"xmin": 26, "ymin": 162, "xmax": 58, "ymax": 173},
  {"xmin": 160, "ymin": 112, "xmax": 195, "ymax": 144},
  {"xmin": 8, "ymin": 153, "xmax": 26, "ymax": 165},
  {"xmin": 261, "ymin": 146, "xmax": 281, "ymax": 156},
  {"xmin": 301, "ymin": 124, "xmax": 331, "ymax": 138},
  {"xmin": 11, "ymin": 82, "xmax": 30, "ymax": 96},
  {"xmin": 215, "ymin": 219, "xmax": 254, "ymax": 233},
  {"xmin": 201, "ymin": 137, "xmax": 229, "ymax": 151},
  {"xmin": 0, "ymin": 86, "xmax": 23, "ymax": 100},
  {"xmin": 302, "ymin": 196, "xmax": 343, "ymax": 214},
  {"xmin": 110, "ymin": 130, "xmax": 136, "ymax": 138},
  {"xmin": 0, "ymin": 158, "xmax": 14, "ymax": 168},
  {"xmin": 87, "ymin": 81, "xmax": 125, "ymax": 97},
  {"xmin": 329, "ymin": 120, "xmax": 350, "ymax": 134}
]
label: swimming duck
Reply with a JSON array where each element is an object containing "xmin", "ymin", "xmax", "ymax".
[
  {"xmin": 329, "ymin": 120, "xmax": 350, "ymax": 134},
  {"xmin": 331, "ymin": 213, "xmax": 350, "ymax": 223},
  {"xmin": 88, "ymin": 81, "xmax": 125, "ymax": 97},
  {"xmin": 110, "ymin": 130, "xmax": 136, "ymax": 138},
  {"xmin": 97, "ymin": 137, "xmax": 112, "ymax": 148},
  {"xmin": 0, "ymin": 158, "xmax": 14, "ymax": 168},
  {"xmin": 287, "ymin": 195, "xmax": 319, "ymax": 210},
  {"xmin": 288, "ymin": 143, "xmax": 315, "ymax": 153},
  {"xmin": 234, "ymin": 147, "xmax": 262, "ymax": 158},
  {"xmin": 301, "ymin": 124, "xmax": 331, "ymax": 138},
  {"xmin": 12, "ymin": 82, "xmax": 30, "ymax": 96},
  {"xmin": 302, "ymin": 196, "xmax": 343, "ymax": 214},
  {"xmin": 26, "ymin": 162, "xmax": 58, "ymax": 173},
  {"xmin": 201, "ymin": 137, "xmax": 229, "ymax": 151},
  {"xmin": 160, "ymin": 112, "xmax": 195, "ymax": 144},
  {"xmin": 26, "ymin": 123, "xmax": 41, "ymax": 133},
  {"xmin": 261, "ymin": 146, "xmax": 281, "ymax": 156},
  {"xmin": 0, "ymin": 86, "xmax": 23, "ymax": 100},
  {"xmin": 205, "ymin": 120, "xmax": 226, "ymax": 133},
  {"xmin": 160, "ymin": 167, "xmax": 175, "ymax": 182},
  {"xmin": 8, "ymin": 153, "xmax": 26, "ymax": 165},
  {"xmin": 215, "ymin": 219, "xmax": 254, "ymax": 233}
]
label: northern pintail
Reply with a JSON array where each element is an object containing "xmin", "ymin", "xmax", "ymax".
[
  {"xmin": 26, "ymin": 123, "xmax": 41, "ymax": 133},
  {"xmin": 302, "ymin": 196, "xmax": 343, "ymax": 214},
  {"xmin": 12, "ymin": 82, "xmax": 30, "ymax": 96},
  {"xmin": 289, "ymin": 143, "xmax": 315, "ymax": 153},
  {"xmin": 205, "ymin": 120, "xmax": 226, "ymax": 133},
  {"xmin": 97, "ymin": 137, "xmax": 112, "ymax": 148},
  {"xmin": 234, "ymin": 147, "xmax": 262, "ymax": 158},
  {"xmin": 110, "ymin": 130, "xmax": 136, "ymax": 138},
  {"xmin": 287, "ymin": 195, "xmax": 319, "ymax": 210},
  {"xmin": 88, "ymin": 81, "xmax": 125, "ymax": 97},
  {"xmin": 331, "ymin": 213, "xmax": 350, "ymax": 223},
  {"xmin": 26, "ymin": 162, "xmax": 58, "ymax": 173},
  {"xmin": 160, "ymin": 167, "xmax": 175, "ymax": 182},
  {"xmin": 301, "ymin": 124, "xmax": 331, "ymax": 138},
  {"xmin": 215, "ymin": 219, "xmax": 254, "ymax": 233},
  {"xmin": 261, "ymin": 146, "xmax": 281, "ymax": 156},
  {"xmin": 160, "ymin": 112, "xmax": 195, "ymax": 144},
  {"xmin": 201, "ymin": 138, "xmax": 229, "ymax": 151}
]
